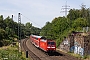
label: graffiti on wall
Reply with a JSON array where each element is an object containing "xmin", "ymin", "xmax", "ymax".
[
  {"xmin": 60, "ymin": 38, "xmax": 70, "ymax": 52},
  {"xmin": 70, "ymin": 41, "xmax": 84, "ymax": 56}
]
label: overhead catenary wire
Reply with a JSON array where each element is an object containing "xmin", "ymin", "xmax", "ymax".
[{"xmin": 21, "ymin": 13, "xmax": 42, "ymax": 28}]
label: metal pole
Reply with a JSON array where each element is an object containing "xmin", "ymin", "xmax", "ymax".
[
  {"xmin": 12, "ymin": 15, "xmax": 14, "ymax": 42},
  {"xmin": 18, "ymin": 13, "xmax": 22, "ymax": 53}
]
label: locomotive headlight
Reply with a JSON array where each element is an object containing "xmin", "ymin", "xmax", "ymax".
[
  {"xmin": 51, "ymin": 47, "xmax": 55, "ymax": 48},
  {"xmin": 47, "ymin": 47, "xmax": 50, "ymax": 48}
]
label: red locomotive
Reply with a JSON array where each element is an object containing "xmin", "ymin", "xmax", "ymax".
[{"xmin": 30, "ymin": 35, "xmax": 56, "ymax": 52}]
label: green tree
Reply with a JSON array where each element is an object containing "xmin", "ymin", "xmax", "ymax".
[
  {"xmin": 72, "ymin": 18, "xmax": 89, "ymax": 31},
  {"xmin": 40, "ymin": 22, "xmax": 52, "ymax": 38},
  {"xmin": 25, "ymin": 22, "xmax": 32, "ymax": 36},
  {"xmin": 0, "ymin": 29, "xmax": 7, "ymax": 40},
  {"xmin": 0, "ymin": 15, "xmax": 6, "ymax": 29},
  {"xmin": 30, "ymin": 26, "xmax": 41, "ymax": 35}
]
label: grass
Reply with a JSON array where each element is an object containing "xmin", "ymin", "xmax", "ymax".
[
  {"xmin": 68, "ymin": 52, "xmax": 90, "ymax": 60},
  {"xmin": 0, "ymin": 44, "xmax": 30, "ymax": 60}
]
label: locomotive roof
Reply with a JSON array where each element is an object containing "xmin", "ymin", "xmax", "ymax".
[{"xmin": 31, "ymin": 35, "xmax": 42, "ymax": 38}]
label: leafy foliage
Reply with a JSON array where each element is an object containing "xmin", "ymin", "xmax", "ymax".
[
  {"xmin": 0, "ymin": 46, "xmax": 26, "ymax": 60},
  {"xmin": 0, "ymin": 15, "xmax": 41, "ymax": 46},
  {"xmin": 40, "ymin": 6, "xmax": 90, "ymax": 47}
]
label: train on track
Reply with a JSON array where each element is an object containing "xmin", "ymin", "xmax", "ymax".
[{"xmin": 30, "ymin": 35, "xmax": 56, "ymax": 52}]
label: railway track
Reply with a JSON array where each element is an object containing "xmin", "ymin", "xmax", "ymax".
[
  {"xmin": 56, "ymin": 50, "xmax": 79, "ymax": 60},
  {"xmin": 22, "ymin": 38, "xmax": 41, "ymax": 60},
  {"xmin": 22, "ymin": 38, "xmax": 79, "ymax": 60}
]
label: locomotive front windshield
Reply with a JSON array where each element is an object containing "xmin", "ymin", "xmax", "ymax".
[{"xmin": 48, "ymin": 42, "xmax": 55, "ymax": 45}]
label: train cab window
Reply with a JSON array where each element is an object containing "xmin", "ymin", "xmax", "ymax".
[
  {"xmin": 48, "ymin": 42, "xmax": 55, "ymax": 45},
  {"xmin": 48, "ymin": 42, "xmax": 50, "ymax": 45},
  {"xmin": 51, "ymin": 42, "xmax": 55, "ymax": 45}
]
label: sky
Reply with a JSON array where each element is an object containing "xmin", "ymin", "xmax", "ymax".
[{"xmin": 0, "ymin": 0, "xmax": 90, "ymax": 28}]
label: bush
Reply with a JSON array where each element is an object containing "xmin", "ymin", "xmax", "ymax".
[
  {"xmin": 0, "ymin": 42, "xmax": 4, "ymax": 47},
  {"xmin": 56, "ymin": 38, "xmax": 63, "ymax": 47},
  {"xmin": 0, "ymin": 46, "xmax": 26, "ymax": 60},
  {"xmin": 2, "ymin": 40, "xmax": 11, "ymax": 46}
]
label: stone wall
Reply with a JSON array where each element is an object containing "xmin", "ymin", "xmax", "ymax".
[{"xmin": 59, "ymin": 32, "xmax": 90, "ymax": 56}]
